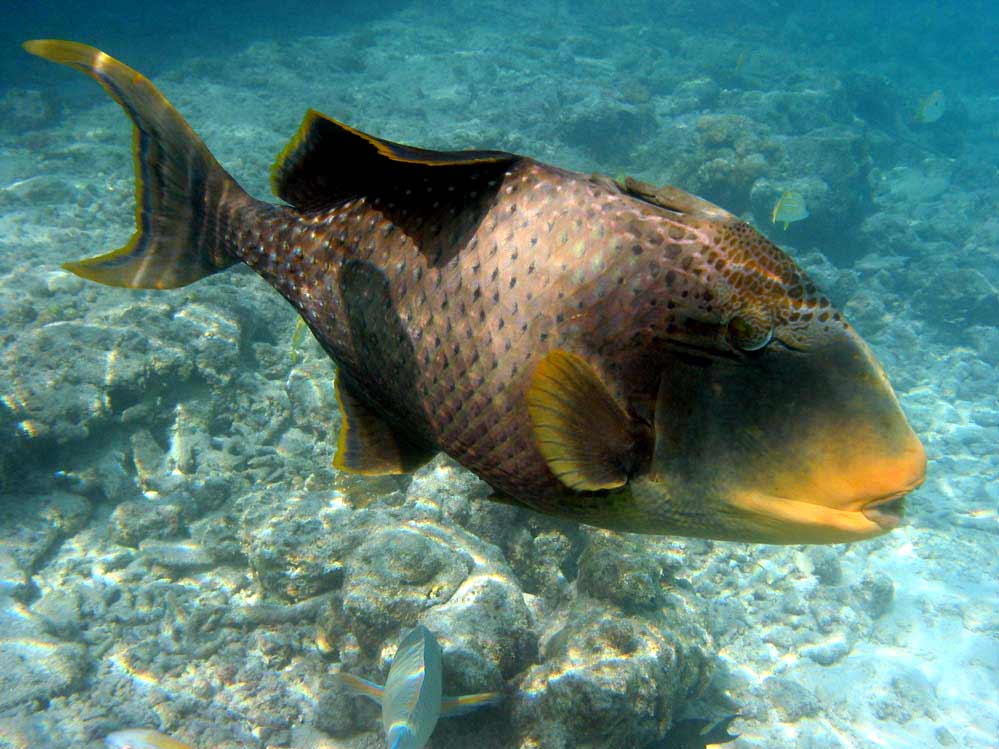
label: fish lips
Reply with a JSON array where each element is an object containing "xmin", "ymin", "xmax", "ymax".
[
  {"xmin": 862, "ymin": 485, "xmax": 922, "ymax": 531},
  {"xmin": 652, "ymin": 325, "xmax": 926, "ymax": 543}
]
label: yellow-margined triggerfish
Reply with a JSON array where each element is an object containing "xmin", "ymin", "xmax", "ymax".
[{"xmin": 23, "ymin": 40, "xmax": 926, "ymax": 544}]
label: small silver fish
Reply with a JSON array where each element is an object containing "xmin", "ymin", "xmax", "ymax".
[
  {"xmin": 105, "ymin": 728, "xmax": 193, "ymax": 749},
  {"xmin": 338, "ymin": 625, "xmax": 501, "ymax": 749}
]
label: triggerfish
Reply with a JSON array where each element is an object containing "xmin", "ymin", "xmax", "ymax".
[
  {"xmin": 105, "ymin": 728, "xmax": 193, "ymax": 749},
  {"xmin": 337, "ymin": 625, "xmax": 502, "ymax": 749},
  {"xmin": 24, "ymin": 41, "xmax": 926, "ymax": 544}
]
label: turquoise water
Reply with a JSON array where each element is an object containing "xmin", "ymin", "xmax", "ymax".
[{"xmin": 1, "ymin": 2, "xmax": 996, "ymax": 747}]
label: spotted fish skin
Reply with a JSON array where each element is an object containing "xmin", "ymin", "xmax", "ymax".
[
  {"xmin": 240, "ymin": 164, "xmax": 796, "ymax": 485},
  {"xmin": 229, "ymin": 162, "xmax": 739, "ymax": 503},
  {"xmin": 26, "ymin": 40, "xmax": 926, "ymax": 544}
]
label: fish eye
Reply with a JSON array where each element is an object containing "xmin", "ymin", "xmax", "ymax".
[{"xmin": 727, "ymin": 314, "xmax": 773, "ymax": 351}]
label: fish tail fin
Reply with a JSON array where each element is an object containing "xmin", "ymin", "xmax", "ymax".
[
  {"xmin": 387, "ymin": 728, "xmax": 412, "ymax": 749},
  {"xmin": 336, "ymin": 671, "xmax": 384, "ymax": 705},
  {"xmin": 23, "ymin": 40, "xmax": 251, "ymax": 289},
  {"xmin": 440, "ymin": 690, "xmax": 504, "ymax": 717}
]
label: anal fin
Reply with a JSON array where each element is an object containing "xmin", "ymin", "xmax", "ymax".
[
  {"xmin": 527, "ymin": 350, "xmax": 644, "ymax": 491},
  {"xmin": 333, "ymin": 374, "xmax": 435, "ymax": 475}
]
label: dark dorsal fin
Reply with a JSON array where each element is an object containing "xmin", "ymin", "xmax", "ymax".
[{"xmin": 271, "ymin": 109, "xmax": 518, "ymax": 212}]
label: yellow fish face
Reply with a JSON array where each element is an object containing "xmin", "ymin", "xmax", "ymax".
[
  {"xmin": 629, "ymin": 220, "xmax": 925, "ymax": 544},
  {"xmin": 644, "ymin": 326, "xmax": 924, "ymax": 543}
]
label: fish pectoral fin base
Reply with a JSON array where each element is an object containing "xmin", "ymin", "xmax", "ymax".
[
  {"xmin": 440, "ymin": 691, "xmax": 504, "ymax": 717},
  {"xmin": 23, "ymin": 40, "xmax": 244, "ymax": 289},
  {"xmin": 527, "ymin": 350, "xmax": 641, "ymax": 492},
  {"xmin": 333, "ymin": 374, "xmax": 435, "ymax": 475}
]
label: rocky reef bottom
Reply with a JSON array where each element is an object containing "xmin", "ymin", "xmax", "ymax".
[
  {"xmin": 0, "ymin": 259, "xmax": 994, "ymax": 748},
  {"xmin": 1, "ymin": 8, "xmax": 997, "ymax": 747}
]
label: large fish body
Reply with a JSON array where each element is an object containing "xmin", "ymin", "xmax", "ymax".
[{"xmin": 25, "ymin": 41, "xmax": 926, "ymax": 543}]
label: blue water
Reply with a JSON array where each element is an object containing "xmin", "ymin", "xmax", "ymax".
[{"xmin": 0, "ymin": 2, "xmax": 996, "ymax": 748}]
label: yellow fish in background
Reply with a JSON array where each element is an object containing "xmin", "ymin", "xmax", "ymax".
[
  {"xmin": 338, "ymin": 625, "xmax": 501, "ymax": 749},
  {"xmin": 289, "ymin": 315, "xmax": 309, "ymax": 364},
  {"xmin": 771, "ymin": 190, "xmax": 809, "ymax": 230},
  {"xmin": 915, "ymin": 90, "xmax": 947, "ymax": 123},
  {"xmin": 105, "ymin": 728, "xmax": 193, "ymax": 749}
]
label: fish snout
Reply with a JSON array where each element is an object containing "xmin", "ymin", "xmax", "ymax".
[
  {"xmin": 652, "ymin": 324, "xmax": 928, "ymax": 543},
  {"xmin": 858, "ymin": 434, "xmax": 927, "ymax": 531}
]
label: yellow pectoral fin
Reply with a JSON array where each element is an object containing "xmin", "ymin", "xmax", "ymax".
[
  {"xmin": 333, "ymin": 374, "xmax": 435, "ymax": 475},
  {"xmin": 527, "ymin": 350, "xmax": 641, "ymax": 492}
]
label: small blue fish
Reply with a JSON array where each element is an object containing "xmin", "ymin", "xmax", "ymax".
[
  {"xmin": 105, "ymin": 728, "xmax": 193, "ymax": 749},
  {"xmin": 338, "ymin": 625, "xmax": 502, "ymax": 749}
]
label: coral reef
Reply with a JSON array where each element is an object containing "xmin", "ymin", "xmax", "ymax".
[{"xmin": 0, "ymin": 2, "xmax": 996, "ymax": 748}]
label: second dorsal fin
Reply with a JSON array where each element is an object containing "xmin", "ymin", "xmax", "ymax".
[{"xmin": 271, "ymin": 109, "xmax": 517, "ymax": 212}]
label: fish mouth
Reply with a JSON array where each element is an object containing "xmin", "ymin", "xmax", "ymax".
[
  {"xmin": 861, "ymin": 475, "xmax": 923, "ymax": 531},
  {"xmin": 651, "ymin": 322, "xmax": 927, "ymax": 544},
  {"xmin": 859, "ymin": 445, "xmax": 926, "ymax": 531},
  {"xmin": 862, "ymin": 495, "xmax": 906, "ymax": 531}
]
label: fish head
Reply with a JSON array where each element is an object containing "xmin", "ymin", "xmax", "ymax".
[{"xmin": 631, "ymin": 202, "xmax": 925, "ymax": 543}]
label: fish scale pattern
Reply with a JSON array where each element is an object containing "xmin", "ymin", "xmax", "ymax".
[{"xmin": 223, "ymin": 157, "xmax": 804, "ymax": 510}]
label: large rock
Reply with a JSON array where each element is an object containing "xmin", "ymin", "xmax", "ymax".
[
  {"xmin": 511, "ymin": 594, "xmax": 712, "ymax": 749},
  {"xmin": 240, "ymin": 491, "xmax": 369, "ymax": 602},
  {"xmin": 342, "ymin": 522, "xmax": 474, "ymax": 652}
]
